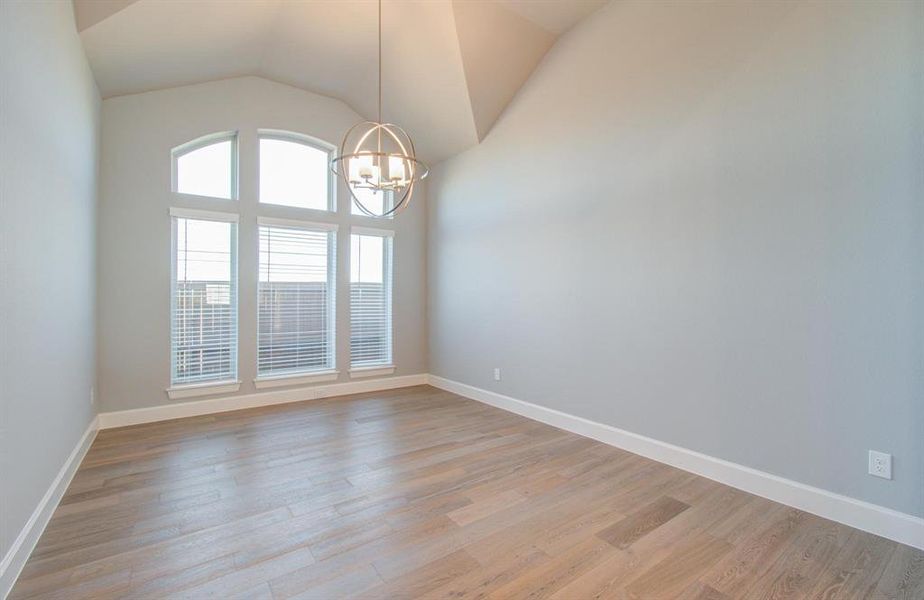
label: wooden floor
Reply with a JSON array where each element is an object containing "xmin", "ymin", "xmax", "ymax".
[{"xmin": 11, "ymin": 385, "xmax": 923, "ymax": 599}]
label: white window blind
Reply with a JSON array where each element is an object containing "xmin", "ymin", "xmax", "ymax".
[
  {"xmin": 171, "ymin": 211, "xmax": 238, "ymax": 385},
  {"xmin": 350, "ymin": 229, "xmax": 393, "ymax": 368},
  {"xmin": 259, "ymin": 219, "xmax": 337, "ymax": 376}
]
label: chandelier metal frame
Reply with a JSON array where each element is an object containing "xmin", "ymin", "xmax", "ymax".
[{"xmin": 330, "ymin": 0, "xmax": 428, "ymax": 218}]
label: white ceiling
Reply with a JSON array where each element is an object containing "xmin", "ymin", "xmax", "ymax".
[
  {"xmin": 75, "ymin": 0, "xmax": 606, "ymax": 163},
  {"xmin": 495, "ymin": 0, "xmax": 607, "ymax": 34}
]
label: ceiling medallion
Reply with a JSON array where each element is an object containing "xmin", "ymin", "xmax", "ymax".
[{"xmin": 330, "ymin": 0, "xmax": 428, "ymax": 217}]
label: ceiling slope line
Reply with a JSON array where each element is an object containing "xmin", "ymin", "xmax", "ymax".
[{"xmin": 77, "ymin": 0, "xmax": 605, "ymax": 163}]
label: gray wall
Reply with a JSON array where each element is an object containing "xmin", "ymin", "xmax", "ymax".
[
  {"xmin": 0, "ymin": 0, "xmax": 100, "ymax": 580},
  {"xmin": 428, "ymin": 0, "xmax": 923, "ymax": 517},
  {"xmin": 98, "ymin": 77, "xmax": 428, "ymax": 412}
]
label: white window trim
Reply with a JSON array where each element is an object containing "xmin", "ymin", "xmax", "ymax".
[
  {"xmin": 349, "ymin": 365, "xmax": 396, "ymax": 379},
  {"xmin": 166, "ymin": 380, "xmax": 241, "ymax": 400},
  {"xmin": 170, "ymin": 207, "xmax": 239, "ymax": 222},
  {"xmin": 259, "ymin": 129, "xmax": 335, "ymax": 153},
  {"xmin": 254, "ymin": 370, "xmax": 340, "ymax": 389},
  {"xmin": 258, "ymin": 129, "xmax": 336, "ymax": 212},
  {"xmin": 257, "ymin": 216, "xmax": 337, "ymax": 231},
  {"xmin": 171, "ymin": 131, "xmax": 239, "ymax": 201},
  {"xmin": 351, "ymin": 225, "xmax": 394, "ymax": 237}
]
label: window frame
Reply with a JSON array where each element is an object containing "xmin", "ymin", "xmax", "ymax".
[
  {"xmin": 254, "ymin": 216, "xmax": 339, "ymax": 387},
  {"xmin": 165, "ymin": 126, "xmax": 405, "ymax": 397},
  {"xmin": 257, "ymin": 129, "xmax": 336, "ymax": 213},
  {"xmin": 167, "ymin": 207, "xmax": 241, "ymax": 398},
  {"xmin": 171, "ymin": 131, "xmax": 239, "ymax": 201},
  {"xmin": 349, "ymin": 226, "xmax": 395, "ymax": 377}
]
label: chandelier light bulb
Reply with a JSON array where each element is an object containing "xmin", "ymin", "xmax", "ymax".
[
  {"xmin": 358, "ymin": 153, "xmax": 374, "ymax": 179},
  {"xmin": 388, "ymin": 154, "xmax": 406, "ymax": 183}
]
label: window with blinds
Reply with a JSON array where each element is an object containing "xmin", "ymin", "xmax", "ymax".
[
  {"xmin": 171, "ymin": 211, "xmax": 238, "ymax": 386},
  {"xmin": 350, "ymin": 229, "xmax": 393, "ymax": 368},
  {"xmin": 258, "ymin": 219, "xmax": 337, "ymax": 376}
]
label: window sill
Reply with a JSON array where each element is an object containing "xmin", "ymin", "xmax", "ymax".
[
  {"xmin": 349, "ymin": 365, "xmax": 396, "ymax": 379},
  {"xmin": 171, "ymin": 192, "xmax": 237, "ymax": 203},
  {"xmin": 166, "ymin": 380, "xmax": 241, "ymax": 400},
  {"xmin": 254, "ymin": 370, "xmax": 339, "ymax": 389}
]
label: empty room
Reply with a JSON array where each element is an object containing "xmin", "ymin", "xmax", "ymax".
[{"xmin": 1, "ymin": 0, "xmax": 922, "ymax": 598}]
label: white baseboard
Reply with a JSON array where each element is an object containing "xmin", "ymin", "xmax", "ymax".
[
  {"xmin": 427, "ymin": 375, "xmax": 924, "ymax": 551},
  {"xmin": 98, "ymin": 374, "xmax": 429, "ymax": 429},
  {"xmin": 0, "ymin": 416, "xmax": 99, "ymax": 600}
]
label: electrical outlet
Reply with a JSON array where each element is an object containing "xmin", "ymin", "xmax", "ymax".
[
  {"xmin": 493, "ymin": 368, "xmax": 501, "ymax": 382},
  {"xmin": 868, "ymin": 450, "xmax": 892, "ymax": 480},
  {"xmin": 90, "ymin": 386, "xmax": 95, "ymax": 406}
]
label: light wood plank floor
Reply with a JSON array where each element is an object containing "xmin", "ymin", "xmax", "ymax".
[{"xmin": 11, "ymin": 385, "xmax": 923, "ymax": 599}]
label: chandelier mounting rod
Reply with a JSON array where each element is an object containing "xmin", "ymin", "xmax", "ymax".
[{"xmin": 329, "ymin": 0, "xmax": 428, "ymax": 218}]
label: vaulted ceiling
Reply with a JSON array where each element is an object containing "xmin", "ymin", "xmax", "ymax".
[{"xmin": 74, "ymin": 0, "xmax": 606, "ymax": 163}]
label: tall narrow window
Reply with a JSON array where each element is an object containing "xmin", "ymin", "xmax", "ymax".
[
  {"xmin": 172, "ymin": 132, "xmax": 237, "ymax": 199},
  {"xmin": 258, "ymin": 218, "xmax": 337, "ymax": 381},
  {"xmin": 170, "ymin": 209, "xmax": 238, "ymax": 387},
  {"xmin": 350, "ymin": 228, "xmax": 393, "ymax": 371},
  {"xmin": 259, "ymin": 132, "xmax": 333, "ymax": 211}
]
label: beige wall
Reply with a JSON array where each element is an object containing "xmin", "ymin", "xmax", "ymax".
[
  {"xmin": 0, "ymin": 0, "xmax": 100, "ymax": 587},
  {"xmin": 428, "ymin": 0, "xmax": 924, "ymax": 517},
  {"xmin": 97, "ymin": 76, "xmax": 428, "ymax": 413}
]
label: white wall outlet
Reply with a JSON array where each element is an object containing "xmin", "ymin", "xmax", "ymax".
[
  {"xmin": 868, "ymin": 450, "xmax": 892, "ymax": 480},
  {"xmin": 493, "ymin": 368, "xmax": 501, "ymax": 382}
]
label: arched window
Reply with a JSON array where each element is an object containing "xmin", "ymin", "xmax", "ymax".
[
  {"xmin": 259, "ymin": 131, "xmax": 333, "ymax": 211},
  {"xmin": 171, "ymin": 132, "xmax": 237, "ymax": 200}
]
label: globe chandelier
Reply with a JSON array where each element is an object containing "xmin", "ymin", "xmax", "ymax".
[{"xmin": 330, "ymin": 0, "xmax": 429, "ymax": 217}]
